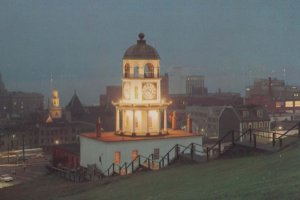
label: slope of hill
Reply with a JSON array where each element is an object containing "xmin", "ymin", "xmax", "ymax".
[{"xmin": 2, "ymin": 141, "xmax": 300, "ymax": 200}]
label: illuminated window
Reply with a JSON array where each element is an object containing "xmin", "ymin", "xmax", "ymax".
[
  {"xmin": 275, "ymin": 102, "xmax": 282, "ymax": 108},
  {"xmin": 257, "ymin": 109, "xmax": 263, "ymax": 118},
  {"xmin": 144, "ymin": 63, "xmax": 154, "ymax": 78},
  {"xmin": 135, "ymin": 87, "xmax": 138, "ymax": 99},
  {"xmin": 285, "ymin": 101, "xmax": 293, "ymax": 108},
  {"xmin": 264, "ymin": 121, "xmax": 268, "ymax": 128},
  {"xmin": 253, "ymin": 122, "xmax": 258, "ymax": 128},
  {"xmin": 295, "ymin": 101, "xmax": 300, "ymax": 107},
  {"xmin": 243, "ymin": 111, "xmax": 249, "ymax": 118},
  {"xmin": 248, "ymin": 123, "xmax": 252, "ymax": 128},
  {"xmin": 134, "ymin": 67, "xmax": 139, "ymax": 78},
  {"xmin": 135, "ymin": 116, "xmax": 138, "ymax": 128},
  {"xmin": 124, "ymin": 64, "xmax": 130, "ymax": 78},
  {"xmin": 132, "ymin": 150, "xmax": 138, "ymax": 160},
  {"xmin": 148, "ymin": 115, "xmax": 152, "ymax": 128},
  {"xmin": 126, "ymin": 116, "xmax": 129, "ymax": 129},
  {"xmin": 114, "ymin": 151, "xmax": 121, "ymax": 165}
]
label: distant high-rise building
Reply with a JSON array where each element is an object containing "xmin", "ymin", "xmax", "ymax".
[
  {"xmin": 0, "ymin": 73, "xmax": 43, "ymax": 119},
  {"xmin": 161, "ymin": 73, "xmax": 169, "ymax": 99},
  {"xmin": 99, "ymin": 86, "xmax": 122, "ymax": 107},
  {"xmin": 186, "ymin": 75, "xmax": 207, "ymax": 95},
  {"xmin": 0, "ymin": 72, "xmax": 7, "ymax": 95},
  {"xmin": 169, "ymin": 67, "xmax": 185, "ymax": 94}
]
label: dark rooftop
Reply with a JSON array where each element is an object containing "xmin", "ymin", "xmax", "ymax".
[
  {"xmin": 123, "ymin": 33, "xmax": 160, "ymax": 60},
  {"xmin": 53, "ymin": 144, "xmax": 80, "ymax": 155}
]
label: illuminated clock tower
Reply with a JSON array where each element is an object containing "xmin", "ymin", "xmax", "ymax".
[{"xmin": 113, "ymin": 33, "xmax": 171, "ymax": 136}]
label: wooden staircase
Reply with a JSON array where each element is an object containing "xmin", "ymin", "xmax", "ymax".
[{"xmin": 100, "ymin": 122, "xmax": 300, "ymax": 178}]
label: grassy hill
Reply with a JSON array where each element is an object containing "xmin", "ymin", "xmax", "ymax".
[{"xmin": 2, "ymin": 142, "xmax": 300, "ymax": 200}]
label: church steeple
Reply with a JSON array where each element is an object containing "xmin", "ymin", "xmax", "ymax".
[{"xmin": 49, "ymin": 89, "xmax": 62, "ymax": 119}]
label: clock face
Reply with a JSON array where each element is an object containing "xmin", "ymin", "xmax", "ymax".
[
  {"xmin": 123, "ymin": 82, "xmax": 131, "ymax": 99},
  {"xmin": 142, "ymin": 83, "xmax": 157, "ymax": 100}
]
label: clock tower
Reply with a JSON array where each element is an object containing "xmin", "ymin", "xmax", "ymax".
[{"xmin": 113, "ymin": 33, "xmax": 171, "ymax": 136}]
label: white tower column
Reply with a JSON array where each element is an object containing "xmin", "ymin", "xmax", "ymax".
[
  {"xmin": 132, "ymin": 110, "xmax": 135, "ymax": 133},
  {"xmin": 116, "ymin": 108, "xmax": 120, "ymax": 131},
  {"xmin": 158, "ymin": 110, "xmax": 161, "ymax": 133},
  {"xmin": 164, "ymin": 108, "xmax": 167, "ymax": 131},
  {"xmin": 146, "ymin": 110, "xmax": 149, "ymax": 133}
]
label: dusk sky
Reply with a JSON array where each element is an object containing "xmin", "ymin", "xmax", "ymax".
[{"xmin": 0, "ymin": 0, "xmax": 299, "ymax": 105}]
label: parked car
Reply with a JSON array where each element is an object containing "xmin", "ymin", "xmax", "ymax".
[{"xmin": 0, "ymin": 174, "xmax": 14, "ymax": 182}]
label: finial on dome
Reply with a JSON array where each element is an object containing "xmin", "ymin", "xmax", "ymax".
[{"xmin": 138, "ymin": 33, "xmax": 145, "ymax": 40}]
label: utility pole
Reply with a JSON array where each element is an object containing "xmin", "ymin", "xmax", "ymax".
[{"xmin": 7, "ymin": 132, "xmax": 10, "ymax": 164}]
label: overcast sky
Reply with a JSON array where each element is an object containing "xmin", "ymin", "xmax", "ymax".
[{"xmin": 0, "ymin": 0, "xmax": 299, "ymax": 105}]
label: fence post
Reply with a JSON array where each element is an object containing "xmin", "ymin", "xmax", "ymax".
[
  {"xmin": 191, "ymin": 143, "xmax": 194, "ymax": 159},
  {"xmin": 167, "ymin": 153, "xmax": 170, "ymax": 165},
  {"xmin": 231, "ymin": 130, "xmax": 235, "ymax": 145},
  {"xmin": 112, "ymin": 163, "xmax": 115, "ymax": 174},
  {"xmin": 176, "ymin": 144, "xmax": 179, "ymax": 159},
  {"xmin": 253, "ymin": 134, "xmax": 256, "ymax": 149},
  {"xmin": 125, "ymin": 163, "xmax": 127, "ymax": 175},
  {"xmin": 148, "ymin": 158, "xmax": 150, "ymax": 169},
  {"xmin": 279, "ymin": 138, "xmax": 282, "ymax": 147},
  {"xmin": 132, "ymin": 161, "xmax": 134, "ymax": 173},
  {"xmin": 272, "ymin": 133, "xmax": 276, "ymax": 147},
  {"xmin": 151, "ymin": 154, "xmax": 154, "ymax": 165},
  {"xmin": 138, "ymin": 156, "xmax": 141, "ymax": 166},
  {"xmin": 206, "ymin": 147, "xmax": 209, "ymax": 161}
]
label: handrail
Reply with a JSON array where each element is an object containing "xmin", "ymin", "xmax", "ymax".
[
  {"xmin": 277, "ymin": 123, "xmax": 298, "ymax": 139},
  {"xmin": 234, "ymin": 129, "xmax": 250, "ymax": 142},
  {"xmin": 178, "ymin": 143, "xmax": 204, "ymax": 154},
  {"xmin": 126, "ymin": 155, "xmax": 142, "ymax": 173},
  {"xmin": 102, "ymin": 163, "xmax": 117, "ymax": 176},
  {"xmin": 127, "ymin": 155, "xmax": 140, "ymax": 167},
  {"xmin": 178, "ymin": 143, "xmax": 192, "ymax": 154},
  {"xmin": 208, "ymin": 130, "xmax": 234, "ymax": 151},
  {"xmin": 193, "ymin": 142, "xmax": 204, "ymax": 148},
  {"xmin": 160, "ymin": 144, "xmax": 178, "ymax": 162},
  {"xmin": 118, "ymin": 162, "xmax": 127, "ymax": 172}
]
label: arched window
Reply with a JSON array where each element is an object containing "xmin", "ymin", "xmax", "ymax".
[
  {"xmin": 134, "ymin": 67, "xmax": 139, "ymax": 78},
  {"xmin": 124, "ymin": 64, "xmax": 130, "ymax": 78},
  {"xmin": 144, "ymin": 63, "xmax": 154, "ymax": 78}
]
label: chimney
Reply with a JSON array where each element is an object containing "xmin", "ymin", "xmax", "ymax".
[
  {"xmin": 171, "ymin": 111, "xmax": 177, "ymax": 130},
  {"xmin": 186, "ymin": 113, "xmax": 192, "ymax": 133}
]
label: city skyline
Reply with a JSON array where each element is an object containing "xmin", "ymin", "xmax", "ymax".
[{"xmin": 1, "ymin": 0, "xmax": 300, "ymax": 105}]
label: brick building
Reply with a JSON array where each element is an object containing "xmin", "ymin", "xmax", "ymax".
[{"xmin": 245, "ymin": 77, "xmax": 300, "ymax": 114}]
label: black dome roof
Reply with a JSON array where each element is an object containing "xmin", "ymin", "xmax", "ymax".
[{"xmin": 123, "ymin": 33, "xmax": 160, "ymax": 60}]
